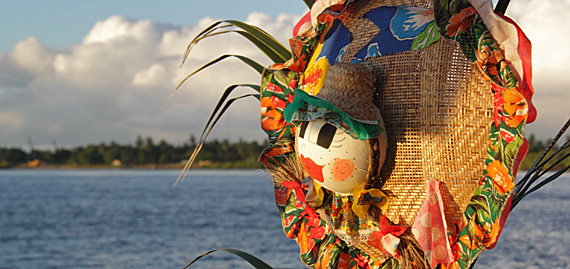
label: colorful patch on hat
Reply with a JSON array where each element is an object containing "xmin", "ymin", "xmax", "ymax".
[
  {"xmin": 390, "ymin": 7, "xmax": 434, "ymax": 40},
  {"xmin": 300, "ymin": 19, "xmax": 350, "ymax": 95},
  {"xmin": 301, "ymin": 57, "xmax": 330, "ymax": 95},
  {"xmin": 352, "ymin": 6, "xmax": 437, "ymax": 60},
  {"xmin": 315, "ymin": 19, "xmax": 351, "ymax": 64}
]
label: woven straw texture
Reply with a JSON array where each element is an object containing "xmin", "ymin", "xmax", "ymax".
[
  {"xmin": 337, "ymin": 0, "xmax": 494, "ymax": 226},
  {"xmin": 318, "ymin": 63, "xmax": 381, "ymax": 122}
]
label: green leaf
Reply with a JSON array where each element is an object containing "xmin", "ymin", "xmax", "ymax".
[
  {"xmin": 235, "ymin": 30, "xmax": 290, "ymax": 63},
  {"xmin": 183, "ymin": 248, "xmax": 273, "ymax": 269},
  {"xmin": 225, "ymin": 20, "xmax": 291, "ymax": 60},
  {"xmin": 175, "ymin": 91, "xmax": 260, "ymax": 185},
  {"xmin": 411, "ymin": 22, "xmax": 441, "ymax": 50},
  {"xmin": 503, "ymin": 134, "xmax": 523, "ymax": 172},
  {"xmin": 469, "ymin": 194, "xmax": 490, "ymax": 216},
  {"xmin": 160, "ymin": 54, "xmax": 264, "ymax": 112},
  {"xmin": 178, "ymin": 54, "xmax": 264, "ymax": 89},
  {"xmin": 181, "ymin": 20, "xmax": 290, "ymax": 66}
]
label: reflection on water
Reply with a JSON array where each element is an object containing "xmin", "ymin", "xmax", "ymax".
[{"xmin": 0, "ymin": 169, "xmax": 568, "ymax": 268}]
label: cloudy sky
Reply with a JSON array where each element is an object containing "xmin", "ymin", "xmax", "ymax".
[{"xmin": 1, "ymin": 0, "xmax": 568, "ymax": 150}]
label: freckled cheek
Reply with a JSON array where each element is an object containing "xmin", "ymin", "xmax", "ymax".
[{"xmin": 330, "ymin": 158, "xmax": 355, "ymax": 181}]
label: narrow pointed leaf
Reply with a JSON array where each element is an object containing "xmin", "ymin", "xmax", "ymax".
[
  {"xmin": 181, "ymin": 20, "xmax": 290, "ymax": 67},
  {"xmin": 235, "ymin": 30, "xmax": 289, "ymax": 63},
  {"xmin": 181, "ymin": 21, "xmax": 228, "ymax": 66},
  {"xmin": 224, "ymin": 20, "xmax": 291, "ymax": 60},
  {"xmin": 175, "ymin": 93, "xmax": 260, "ymax": 185},
  {"xmin": 160, "ymin": 55, "xmax": 263, "ymax": 112},
  {"xmin": 177, "ymin": 54, "xmax": 264, "ymax": 90},
  {"xmin": 515, "ymin": 118, "xmax": 570, "ymax": 198},
  {"xmin": 174, "ymin": 85, "xmax": 259, "ymax": 186},
  {"xmin": 183, "ymin": 248, "xmax": 273, "ymax": 269}
]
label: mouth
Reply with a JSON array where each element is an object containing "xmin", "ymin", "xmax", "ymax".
[{"xmin": 299, "ymin": 154, "xmax": 324, "ymax": 183}]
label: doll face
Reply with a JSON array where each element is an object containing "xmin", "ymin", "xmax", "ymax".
[{"xmin": 296, "ymin": 119, "xmax": 370, "ymax": 195}]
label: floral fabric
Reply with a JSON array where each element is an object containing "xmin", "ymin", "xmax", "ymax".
[{"xmin": 260, "ymin": 0, "xmax": 535, "ymax": 268}]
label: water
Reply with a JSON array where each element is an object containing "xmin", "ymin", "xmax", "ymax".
[{"xmin": 0, "ymin": 169, "xmax": 568, "ymax": 268}]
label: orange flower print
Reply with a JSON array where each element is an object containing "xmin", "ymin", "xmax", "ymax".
[
  {"xmin": 317, "ymin": 243, "xmax": 334, "ymax": 268},
  {"xmin": 297, "ymin": 222, "xmax": 312, "ymax": 253},
  {"xmin": 271, "ymin": 95, "xmax": 287, "ymax": 110},
  {"xmin": 473, "ymin": 217, "xmax": 500, "ymax": 247},
  {"xmin": 289, "ymin": 78, "xmax": 298, "ymax": 89},
  {"xmin": 260, "ymin": 97, "xmax": 284, "ymax": 131},
  {"xmin": 297, "ymin": 218, "xmax": 325, "ymax": 254},
  {"xmin": 446, "ymin": 7, "xmax": 476, "ymax": 36},
  {"xmin": 476, "ymin": 45, "xmax": 504, "ymax": 79},
  {"xmin": 441, "ymin": 261, "xmax": 462, "ymax": 269},
  {"xmin": 457, "ymin": 234, "xmax": 478, "ymax": 251},
  {"xmin": 486, "ymin": 160, "xmax": 514, "ymax": 194},
  {"xmin": 502, "ymin": 88, "xmax": 528, "ymax": 127}
]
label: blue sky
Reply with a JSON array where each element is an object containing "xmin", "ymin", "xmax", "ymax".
[
  {"xmin": 1, "ymin": 0, "xmax": 309, "ymax": 52},
  {"xmin": 1, "ymin": 0, "xmax": 569, "ymax": 149}
]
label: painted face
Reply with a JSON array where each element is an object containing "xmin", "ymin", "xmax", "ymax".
[{"xmin": 296, "ymin": 119, "xmax": 370, "ymax": 195}]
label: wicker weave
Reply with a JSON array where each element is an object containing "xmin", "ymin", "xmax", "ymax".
[
  {"xmin": 336, "ymin": 0, "xmax": 494, "ymax": 226},
  {"xmin": 317, "ymin": 63, "xmax": 381, "ymax": 122}
]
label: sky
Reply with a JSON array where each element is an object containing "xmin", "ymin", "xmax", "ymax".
[{"xmin": 1, "ymin": 0, "xmax": 568, "ymax": 150}]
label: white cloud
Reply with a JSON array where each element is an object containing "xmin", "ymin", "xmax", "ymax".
[
  {"xmin": 132, "ymin": 63, "xmax": 167, "ymax": 87},
  {"xmin": 10, "ymin": 37, "xmax": 54, "ymax": 75},
  {"xmin": 1, "ymin": 13, "xmax": 298, "ymax": 148}
]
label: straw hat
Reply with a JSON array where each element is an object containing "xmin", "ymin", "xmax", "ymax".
[{"xmin": 316, "ymin": 62, "xmax": 381, "ymax": 123}]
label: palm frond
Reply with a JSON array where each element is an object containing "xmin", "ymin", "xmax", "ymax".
[
  {"xmin": 512, "ymin": 118, "xmax": 570, "ymax": 209},
  {"xmin": 159, "ymin": 54, "xmax": 264, "ymax": 112},
  {"xmin": 169, "ymin": 18, "xmax": 290, "ymax": 183},
  {"xmin": 234, "ymin": 30, "xmax": 290, "ymax": 63},
  {"xmin": 183, "ymin": 248, "xmax": 273, "ymax": 269},
  {"xmin": 175, "ymin": 91, "xmax": 261, "ymax": 186},
  {"xmin": 181, "ymin": 20, "xmax": 291, "ymax": 67}
]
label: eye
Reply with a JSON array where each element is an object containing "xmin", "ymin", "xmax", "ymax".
[
  {"xmin": 317, "ymin": 123, "xmax": 336, "ymax": 149},
  {"xmin": 299, "ymin": 121, "xmax": 309, "ymax": 138}
]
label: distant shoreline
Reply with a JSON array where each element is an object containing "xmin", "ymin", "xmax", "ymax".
[{"xmin": 5, "ymin": 162, "xmax": 265, "ymax": 170}]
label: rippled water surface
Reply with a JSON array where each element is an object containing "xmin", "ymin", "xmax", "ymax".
[{"xmin": 0, "ymin": 169, "xmax": 568, "ymax": 268}]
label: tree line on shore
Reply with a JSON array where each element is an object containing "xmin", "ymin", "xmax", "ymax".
[
  {"xmin": 0, "ymin": 134, "xmax": 567, "ymax": 170},
  {"xmin": 0, "ymin": 136, "xmax": 267, "ymax": 169}
]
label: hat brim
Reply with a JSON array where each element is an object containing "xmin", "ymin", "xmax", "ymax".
[{"xmin": 283, "ymin": 89, "xmax": 384, "ymax": 140}]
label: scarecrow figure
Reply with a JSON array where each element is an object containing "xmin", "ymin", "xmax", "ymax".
[{"xmin": 259, "ymin": 0, "xmax": 535, "ymax": 268}]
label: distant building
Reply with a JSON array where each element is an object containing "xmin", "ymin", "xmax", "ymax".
[{"xmin": 111, "ymin": 159, "xmax": 122, "ymax": 167}]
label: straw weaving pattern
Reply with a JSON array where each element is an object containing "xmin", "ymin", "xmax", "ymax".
[
  {"xmin": 368, "ymin": 39, "xmax": 493, "ymax": 226},
  {"xmin": 336, "ymin": 0, "xmax": 493, "ymax": 226}
]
